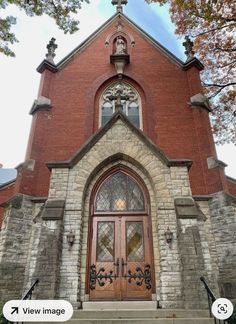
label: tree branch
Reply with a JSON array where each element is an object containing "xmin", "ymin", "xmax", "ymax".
[
  {"xmin": 191, "ymin": 23, "xmax": 236, "ymax": 37},
  {"xmin": 203, "ymin": 82, "xmax": 236, "ymax": 88},
  {"xmin": 208, "ymin": 86, "xmax": 226, "ymax": 99},
  {"xmin": 215, "ymin": 47, "xmax": 236, "ymax": 52}
]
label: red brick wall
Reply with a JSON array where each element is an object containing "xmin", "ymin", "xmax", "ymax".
[
  {"xmin": 15, "ymin": 16, "xmax": 229, "ymax": 197},
  {"xmin": 227, "ymin": 178, "xmax": 236, "ymax": 197},
  {"xmin": 0, "ymin": 182, "xmax": 15, "ymax": 227}
]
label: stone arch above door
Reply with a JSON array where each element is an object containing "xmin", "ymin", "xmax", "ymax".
[{"xmin": 80, "ymin": 161, "xmax": 158, "ymax": 302}]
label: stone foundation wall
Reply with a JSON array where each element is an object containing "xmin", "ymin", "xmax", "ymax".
[
  {"xmin": 0, "ymin": 264, "xmax": 25, "ymax": 306},
  {"xmin": 209, "ymin": 192, "xmax": 236, "ymax": 302},
  {"xmin": 0, "ymin": 195, "xmax": 35, "ymax": 304}
]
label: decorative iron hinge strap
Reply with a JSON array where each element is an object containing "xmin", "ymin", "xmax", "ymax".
[
  {"xmin": 125, "ymin": 264, "xmax": 151, "ymax": 290},
  {"xmin": 90, "ymin": 264, "xmax": 117, "ymax": 290}
]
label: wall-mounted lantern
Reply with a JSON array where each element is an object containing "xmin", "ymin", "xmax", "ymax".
[
  {"xmin": 164, "ymin": 227, "xmax": 173, "ymax": 247},
  {"xmin": 66, "ymin": 230, "xmax": 75, "ymax": 250}
]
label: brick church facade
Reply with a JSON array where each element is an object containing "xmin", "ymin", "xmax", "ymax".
[{"xmin": 0, "ymin": 3, "xmax": 236, "ymax": 310}]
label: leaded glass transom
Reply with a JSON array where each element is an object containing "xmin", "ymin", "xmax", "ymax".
[
  {"xmin": 100, "ymin": 82, "xmax": 141, "ymax": 128},
  {"xmin": 126, "ymin": 222, "xmax": 144, "ymax": 261},
  {"xmin": 97, "ymin": 222, "xmax": 114, "ymax": 261},
  {"xmin": 95, "ymin": 172, "xmax": 145, "ymax": 212}
]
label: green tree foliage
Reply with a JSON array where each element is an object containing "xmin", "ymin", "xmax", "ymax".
[
  {"xmin": 0, "ymin": 0, "xmax": 89, "ymax": 57},
  {"xmin": 147, "ymin": 0, "xmax": 236, "ymax": 144}
]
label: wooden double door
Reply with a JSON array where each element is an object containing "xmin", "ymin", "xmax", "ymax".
[{"xmin": 89, "ymin": 215, "xmax": 153, "ymax": 300}]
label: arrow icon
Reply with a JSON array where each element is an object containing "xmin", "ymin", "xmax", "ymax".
[{"xmin": 11, "ymin": 307, "xmax": 18, "ymax": 315}]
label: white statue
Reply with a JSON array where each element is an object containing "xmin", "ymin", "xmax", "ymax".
[{"xmin": 115, "ymin": 36, "xmax": 126, "ymax": 54}]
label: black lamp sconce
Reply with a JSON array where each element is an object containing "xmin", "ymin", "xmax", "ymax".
[
  {"xmin": 164, "ymin": 227, "xmax": 173, "ymax": 247},
  {"xmin": 66, "ymin": 230, "xmax": 75, "ymax": 250}
]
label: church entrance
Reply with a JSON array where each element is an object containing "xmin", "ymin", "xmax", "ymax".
[{"xmin": 87, "ymin": 167, "xmax": 154, "ymax": 301}]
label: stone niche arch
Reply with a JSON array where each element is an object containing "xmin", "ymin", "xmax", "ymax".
[{"xmin": 105, "ymin": 31, "xmax": 135, "ymax": 55}]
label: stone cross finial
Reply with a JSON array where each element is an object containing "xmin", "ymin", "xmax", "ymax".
[
  {"xmin": 108, "ymin": 83, "xmax": 129, "ymax": 112},
  {"xmin": 183, "ymin": 36, "xmax": 195, "ymax": 61},
  {"xmin": 46, "ymin": 37, "xmax": 58, "ymax": 63},
  {"xmin": 111, "ymin": 0, "xmax": 128, "ymax": 13}
]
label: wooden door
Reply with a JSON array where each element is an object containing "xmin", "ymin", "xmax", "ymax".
[
  {"xmin": 89, "ymin": 215, "xmax": 153, "ymax": 301},
  {"xmin": 120, "ymin": 216, "xmax": 152, "ymax": 300},
  {"xmin": 89, "ymin": 216, "xmax": 121, "ymax": 300}
]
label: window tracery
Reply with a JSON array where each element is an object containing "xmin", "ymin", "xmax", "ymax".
[{"xmin": 100, "ymin": 82, "xmax": 142, "ymax": 128}]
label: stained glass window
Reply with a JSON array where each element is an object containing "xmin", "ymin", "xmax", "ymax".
[
  {"xmin": 126, "ymin": 222, "xmax": 144, "ymax": 261},
  {"xmin": 97, "ymin": 222, "xmax": 114, "ymax": 261},
  {"xmin": 101, "ymin": 102, "xmax": 113, "ymax": 127},
  {"xmin": 100, "ymin": 82, "xmax": 141, "ymax": 128},
  {"xmin": 95, "ymin": 172, "xmax": 145, "ymax": 212}
]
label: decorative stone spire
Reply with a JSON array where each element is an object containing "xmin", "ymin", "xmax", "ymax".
[
  {"xmin": 46, "ymin": 37, "xmax": 58, "ymax": 63},
  {"xmin": 111, "ymin": 0, "xmax": 128, "ymax": 13},
  {"xmin": 183, "ymin": 36, "xmax": 195, "ymax": 61}
]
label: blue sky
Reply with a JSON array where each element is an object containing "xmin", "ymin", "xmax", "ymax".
[{"xmin": 0, "ymin": 0, "xmax": 235, "ymax": 177}]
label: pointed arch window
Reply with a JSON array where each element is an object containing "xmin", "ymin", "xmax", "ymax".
[
  {"xmin": 95, "ymin": 172, "xmax": 145, "ymax": 212},
  {"xmin": 100, "ymin": 82, "xmax": 142, "ymax": 129}
]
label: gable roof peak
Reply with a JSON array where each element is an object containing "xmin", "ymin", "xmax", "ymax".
[
  {"xmin": 47, "ymin": 111, "xmax": 192, "ymax": 170},
  {"xmin": 37, "ymin": 9, "xmax": 203, "ymax": 74}
]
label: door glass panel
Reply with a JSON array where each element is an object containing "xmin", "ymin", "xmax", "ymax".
[
  {"xmin": 97, "ymin": 222, "xmax": 114, "ymax": 261},
  {"xmin": 126, "ymin": 222, "xmax": 144, "ymax": 261},
  {"xmin": 95, "ymin": 172, "xmax": 145, "ymax": 212}
]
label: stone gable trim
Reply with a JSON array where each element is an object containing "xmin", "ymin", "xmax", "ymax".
[
  {"xmin": 190, "ymin": 93, "xmax": 211, "ymax": 112},
  {"xmin": 227, "ymin": 175, "xmax": 236, "ymax": 184},
  {"xmin": 41, "ymin": 199, "xmax": 65, "ymax": 220},
  {"xmin": 29, "ymin": 96, "xmax": 52, "ymax": 115},
  {"xmin": 30, "ymin": 197, "xmax": 48, "ymax": 203},
  {"xmin": 182, "ymin": 57, "xmax": 204, "ymax": 71},
  {"xmin": 193, "ymin": 195, "xmax": 213, "ymax": 201},
  {"xmin": 46, "ymin": 111, "xmax": 192, "ymax": 170},
  {"xmin": 36, "ymin": 59, "xmax": 58, "ymax": 74},
  {"xmin": 174, "ymin": 197, "xmax": 206, "ymax": 221},
  {"xmin": 207, "ymin": 157, "xmax": 227, "ymax": 170},
  {"xmin": 0, "ymin": 193, "xmax": 23, "ymax": 208},
  {"xmin": 210, "ymin": 191, "xmax": 236, "ymax": 204},
  {"xmin": 0, "ymin": 179, "xmax": 16, "ymax": 190},
  {"xmin": 37, "ymin": 13, "xmax": 203, "ymax": 74},
  {"xmin": 0, "ymin": 193, "xmax": 45, "ymax": 208}
]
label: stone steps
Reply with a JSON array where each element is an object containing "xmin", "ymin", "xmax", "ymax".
[
  {"xmin": 68, "ymin": 319, "xmax": 214, "ymax": 324},
  {"xmin": 82, "ymin": 301, "xmax": 157, "ymax": 310},
  {"xmin": 67, "ymin": 308, "xmax": 215, "ymax": 324},
  {"xmin": 29, "ymin": 306, "xmax": 215, "ymax": 324},
  {"xmin": 72, "ymin": 309, "xmax": 211, "ymax": 319}
]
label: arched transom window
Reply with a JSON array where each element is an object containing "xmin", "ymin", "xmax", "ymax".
[
  {"xmin": 100, "ymin": 82, "xmax": 142, "ymax": 129},
  {"xmin": 95, "ymin": 172, "xmax": 145, "ymax": 212}
]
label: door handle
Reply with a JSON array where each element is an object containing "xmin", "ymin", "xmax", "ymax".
[
  {"xmin": 114, "ymin": 258, "xmax": 119, "ymax": 277},
  {"xmin": 121, "ymin": 257, "xmax": 127, "ymax": 277}
]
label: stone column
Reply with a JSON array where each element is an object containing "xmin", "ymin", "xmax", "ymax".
[{"xmin": 31, "ymin": 169, "xmax": 69, "ymax": 299}]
